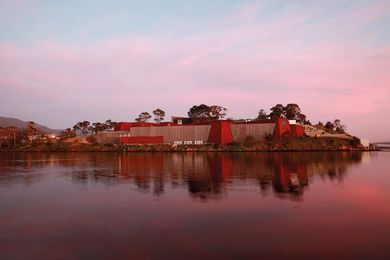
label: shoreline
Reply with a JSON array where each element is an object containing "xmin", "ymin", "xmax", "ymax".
[{"xmin": 0, "ymin": 137, "xmax": 371, "ymax": 153}]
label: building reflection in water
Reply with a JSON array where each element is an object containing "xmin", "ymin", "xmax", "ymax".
[
  {"xmin": 114, "ymin": 152, "xmax": 363, "ymax": 200},
  {"xmin": 0, "ymin": 151, "xmax": 364, "ymax": 200}
]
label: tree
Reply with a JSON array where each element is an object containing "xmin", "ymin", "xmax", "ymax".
[
  {"xmin": 324, "ymin": 119, "xmax": 347, "ymax": 134},
  {"xmin": 153, "ymin": 109, "xmax": 166, "ymax": 124},
  {"xmin": 188, "ymin": 104, "xmax": 211, "ymax": 119},
  {"xmin": 0, "ymin": 127, "xmax": 21, "ymax": 148},
  {"xmin": 269, "ymin": 104, "xmax": 285, "ymax": 119},
  {"xmin": 284, "ymin": 103, "xmax": 308, "ymax": 124},
  {"xmin": 188, "ymin": 104, "xmax": 227, "ymax": 121},
  {"xmin": 73, "ymin": 121, "xmax": 91, "ymax": 136},
  {"xmin": 333, "ymin": 119, "xmax": 346, "ymax": 134},
  {"xmin": 24, "ymin": 121, "xmax": 40, "ymax": 143},
  {"xmin": 105, "ymin": 119, "xmax": 116, "ymax": 130},
  {"xmin": 284, "ymin": 104, "xmax": 301, "ymax": 120},
  {"xmin": 325, "ymin": 121, "xmax": 335, "ymax": 133},
  {"xmin": 257, "ymin": 109, "xmax": 268, "ymax": 120},
  {"xmin": 296, "ymin": 113, "xmax": 308, "ymax": 124},
  {"xmin": 91, "ymin": 122, "xmax": 105, "ymax": 134},
  {"xmin": 135, "ymin": 112, "xmax": 152, "ymax": 122},
  {"xmin": 209, "ymin": 105, "xmax": 227, "ymax": 120},
  {"xmin": 59, "ymin": 128, "xmax": 76, "ymax": 139}
]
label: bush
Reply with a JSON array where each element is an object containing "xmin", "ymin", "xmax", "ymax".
[
  {"xmin": 350, "ymin": 136, "xmax": 361, "ymax": 147},
  {"xmin": 230, "ymin": 141, "xmax": 240, "ymax": 149}
]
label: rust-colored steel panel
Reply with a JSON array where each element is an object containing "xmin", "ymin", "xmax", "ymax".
[
  {"xmin": 231, "ymin": 123, "xmax": 276, "ymax": 142},
  {"xmin": 129, "ymin": 125, "xmax": 211, "ymax": 144},
  {"xmin": 96, "ymin": 131, "xmax": 128, "ymax": 144}
]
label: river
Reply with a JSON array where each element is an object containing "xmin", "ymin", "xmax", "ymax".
[{"xmin": 0, "ymin": 152, "xmax": 389, "ymax": 259}]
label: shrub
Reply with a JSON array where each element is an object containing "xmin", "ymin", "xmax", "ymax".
[
  {"xmin": 230, "ymin": 141, "xmax": 240, "ymax": 149},
  {"xmin": 350, "ymin": 136, "xmax": 361, "ymax": 147}
]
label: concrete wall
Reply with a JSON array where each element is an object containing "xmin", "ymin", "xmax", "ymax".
[
  {"xmin": 96, "ymin": 131, "xmax": 128, "ymax": 144},
  {"xmin": 231, "ymin": 123, "xmax": 276, "ymax": 142},
  {"xmin": 129, "ymin": 125, "xmax": 212, "ymax": 144},
  {"xmin": 304, "ymin": 125, "xmax": 325, "ymax": 137}
]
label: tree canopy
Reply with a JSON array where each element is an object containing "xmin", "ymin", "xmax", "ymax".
[
  {"xmin": 265, "ymin": 103, "xmax": 309, "ymax": 124},
  {"xmin": 153, "ymin": 109, "xmax": 166, "ymax": 124},
  {"xmin": 135, "ymin": 112, "xmax": 152, "ymax": 122},
  {"xmin": 257, "ymin": 109, "xmax": 268, "ymax": 120},
  {"xmin": 325, "ymin": 119, "xmax": 346, "ymax": 134},
  {"xmin": 188, "ymin": 104, "xmax": 227, "ymax": 121}
]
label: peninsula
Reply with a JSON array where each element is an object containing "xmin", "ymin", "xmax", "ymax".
[{"xmin": 0, "ymin": 103, "xmax": 369, "ymax": 152}]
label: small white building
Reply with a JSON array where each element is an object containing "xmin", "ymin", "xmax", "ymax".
[{"xmin": 360, "ymin": 139, "xmax": 370, "ymax": 149}]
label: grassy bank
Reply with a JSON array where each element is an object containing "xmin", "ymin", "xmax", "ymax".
[{"xmin": 0, "ymin": 136, "xmax": 367, "ymax": 152}]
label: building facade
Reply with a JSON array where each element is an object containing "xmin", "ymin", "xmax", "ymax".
[{"xmin": 94, "ymin": 118, "xmax": 304, "ymax": 145}]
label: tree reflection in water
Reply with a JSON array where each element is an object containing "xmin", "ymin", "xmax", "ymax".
[{"xmin": 0, "ymin": 152, "xmax": 364, "ymax": 200}]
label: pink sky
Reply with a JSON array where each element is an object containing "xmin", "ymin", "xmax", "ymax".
[{"xmin": 0, "ymin": 0, "xmax": 389, "ymax": 141}]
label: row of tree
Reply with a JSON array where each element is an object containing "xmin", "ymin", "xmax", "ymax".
[
  {"xmin": 0, "ymin": 121, "xmax": 42, "ymax": 148},
  {"xmin": 320, "ymin": 119, "xmax": 346, "ymax": 134},
  {"xmin": 134, "ymin": 105, "xmax": 228, "ymax": 123},
  {"xmin": 257, "ymin": 104, "xmax": 346, "ymax": 134},
  {"xmin": 187, "ymin": 104, "xmax": 227, "ymax": 121},
  {"xmin": 257, "ymin": 103, "xmax": 309, "ymax": 124},
  {"xmin": 69, "ymin": 119, "xmax": 116, "ymax": 137},
  {"xmin": 62, "ymin": 103, "xmax": 346, "ymax": 137},
  {"xmin": 135, "ymin": 109, "xmax": 166, "ymax": 123}
]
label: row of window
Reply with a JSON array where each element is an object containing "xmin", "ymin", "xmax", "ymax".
[{"xmin": 173, "ymin": 140, "xmax": 204, "ymax": 145}]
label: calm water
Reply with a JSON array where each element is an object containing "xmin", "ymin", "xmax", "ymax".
[{"xmin": 1, "ymin": 151, "xmax": 390, "ymax": 259}]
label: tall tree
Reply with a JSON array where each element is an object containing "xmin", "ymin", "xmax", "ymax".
[
  {"xmin": 325, "ymin": 121, "xmax": 335, "ymax": 132},
  {"xmin": 135, "ymin": 112, "xmax": 152, "ymax": 122},
  {"xmin": 188, "ymin": 104, "xmax": 227, "ymax": 121},
  {"xmin": 153, "ymin": 109, "xmax": 166, "ymax": 124},
  {"xmin": 209, "ymin": 105, "xmax": 227, "ymax": 119},
  {"xmin": 284, "ymin": 104, "xmax": 301, "ymax": 120},
  {"xmin": 257, "ymin": 109, "xmax": 268, "ymax": 120},
  {"xmin": 24, "ymin": 121, "xmax": 40, "ymax": 142},
  {"xmin": 105, "ymin": 119, "xmax": 116, "ymax": 130},
  {"xmin": 92, "ymin": 122, "xmax": 105, "ymax": 134},
  {"xmin": 188, "ymin": 104, "xmax": 211, "ymax": 119},
  {"xmin": 269, "ymin": 104, "xmax": 285, "ymax": 119},
  {"xmin": 333, "ymin": 119, "xmax": 346, "ymax": 134},
  {"xmin": 59, "ymin": 128, "xmax": 76, "ymax": 139},
  {"xmin": 73, "ymin": 121, "xmax": 91, "ymax": 136}
]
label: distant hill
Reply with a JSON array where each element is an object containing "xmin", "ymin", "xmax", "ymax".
[{"xmin": 0, "ymin": 116, "xmax": 62, "ymax": 133}]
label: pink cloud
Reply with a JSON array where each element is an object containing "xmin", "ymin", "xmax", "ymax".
[{"xmin": 0, "ymin": 2, "xmax": 389, "ymax": 141}]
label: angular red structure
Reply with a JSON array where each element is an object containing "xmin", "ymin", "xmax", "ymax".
[
  {"xmin": 290, "ymin": 124, "xmax": 305, "ymax": 137},
  {"xmin": 208, "ymin": 121, "xmax": 233, "ymax": 145},
  {"xmin": 273, "ymin": 118, "xmax": 291, "ymax": 140}
]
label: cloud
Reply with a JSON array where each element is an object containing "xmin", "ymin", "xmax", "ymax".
[{"xmin": 0, "ymin": 1, "xmax": 389, "ymax": 140}]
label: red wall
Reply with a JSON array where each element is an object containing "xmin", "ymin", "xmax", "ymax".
[
  {"xmin": 115, "ymin": 122, "xmax": 179, "ymax": 131},
  {"xmin": 273, "ymin": 118, "xmax": 291, "ymax": 140},
  {"xmin": 290, "ymin": 125, "xmax": 305, "ymax": 137},
  {"xmin": 120, "ymin": 136, "xmax": 164, "ymax": 144},
  {"xmin": 208, "ymin": 121, "xmax": 233, "ymax": 145}
]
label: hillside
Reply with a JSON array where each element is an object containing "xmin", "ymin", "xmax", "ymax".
[{"xmin": 0, "ymin": 116, "xmax": 61, "ymax": 133}]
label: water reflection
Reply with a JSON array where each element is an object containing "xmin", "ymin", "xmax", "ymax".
[{"xmin": 0, "ymin": 152, "xmax": 364, "ymax": 200}]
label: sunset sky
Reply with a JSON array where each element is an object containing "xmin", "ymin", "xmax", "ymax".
[{"xmin": 0, "ymin": 0, "xmax": 389, "ymax": 141}]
